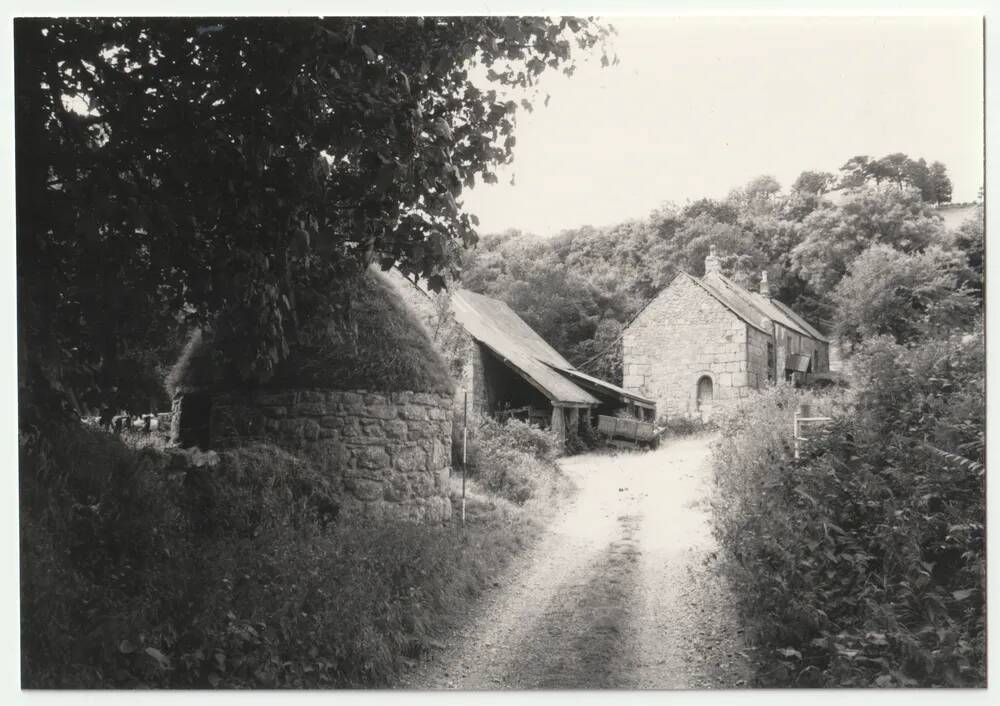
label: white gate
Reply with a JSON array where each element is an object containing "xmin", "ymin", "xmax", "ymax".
[{"xmin": 793, "ymin": 404, "xmax": 832, "ymax": 460}]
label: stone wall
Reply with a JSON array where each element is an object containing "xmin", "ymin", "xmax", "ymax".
[
  {"xmin": 208, "ymin": 389, "xmax": 453, "ymax": 523},
  {"xmin": 623, "ymin": 275, "xmax": 758, "ymax": 420}
]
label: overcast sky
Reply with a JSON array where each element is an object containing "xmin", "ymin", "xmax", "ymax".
[{"xmin": 461, "ymin": 16, "xmax": 984, "ymax": 238}]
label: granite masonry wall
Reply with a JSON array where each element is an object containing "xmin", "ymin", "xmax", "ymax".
[
  {"xmin": 455, "ymin": 337, "xmax": 489, "ymax": 423},
  {"xmin": 208, "ymin": 389, "xmax": 454, "ymax": 523},
  {"xmin": 623, "ymin": 275, "xmax": 758, "ymax": 421}
]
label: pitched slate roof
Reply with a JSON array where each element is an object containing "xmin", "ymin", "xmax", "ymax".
[
  {"xmin": 451, "ymin": 290, "xmax": 600, "ymax": 406},
  {"xmin": 451, "ymin": 289, "xmax": 655, "ymax": 408},
  {"xmin": 642, "ymin": 269, "xmax": 827, "ymax": 343},
  {"xmin": 700, "ymin": 271, "xmax": 828, "ymax": 342},
  {"xmin": 687, "ymin": 272, "xmax": 772, "ymax": 335}
]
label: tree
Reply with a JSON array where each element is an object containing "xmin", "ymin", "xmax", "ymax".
[
  {"xmin": 726, "ymin": 175, "xmax": 783, "ymax": 218},
  {"xmin": 837, "ymin": 153, "xmax": 952, "ymax": 203},
  {"xmin": 786, "ymin": 170, "xmax": 836, "ymax": 221},
  {"xmin": 791, "ymin": 170, "xmax": 836, "ymax": 196},
  {"xmin": 681, "ymin": 198, "xmax": 739, "ymax": 225},
  {"xmin": 872, "ymin": 152, "xmax": 911, "ymax": 188},
  {"xmin": 16, "ymin": 17, "xmax": 611, "ymax": 421},
  {"xmin": 952, "ymin": 206, "xmax": 984, "ymax": 301},
  {"xmin": 838, "ymin": 155, "xmax": 873, "ymax": 188},
  {"xmin": 831, "ymin": 244, "xmax": 976, "ymax": 348},
  {"xmin": 903, "ymin": 157, "xmax": 931, "ymax": 200},
  {"xmin": 791, "ymin": 185, "xmax": 946, "ymax": 293},
  {"xmin": 927, "ymin": 161, "xmax": 953, "ymax": 204},
  {"xmin": 670, "ymin": 215, "xmax": 755, "ymax": 276}
]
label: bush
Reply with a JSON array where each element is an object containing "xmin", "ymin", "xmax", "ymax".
[
  {"xmin": 20, "ymin": 425, "xmax": 539, "ymax": 688},
  {"xmin": 711, "ymin": 331, "xmax": 984, "ymax": 687},
  {"xmin": 467, "ymin": 417, "xmax": 564, "ymax": 504},
  {"xmin": 479, "ymin": 416, "xmax": 561, "ymax": 460}
]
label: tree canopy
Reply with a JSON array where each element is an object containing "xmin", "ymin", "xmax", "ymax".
[
  {"xmin": 460, "ymin": 161, "xmax": 977, "ymax": 381},
  {"xmin": 837, "ymin": 153, "xmax": 953, "ymax": 203},
  {"xmin": 791, "ymin": 185, "xmax": 946, "ymax": 293},
  {"xmin": 16, "ymin": 16, "xmax": 612, "ymax": 420},
  {"xmin": 831, "ymin": 244, "xmax": 977, "ymax": 348}
]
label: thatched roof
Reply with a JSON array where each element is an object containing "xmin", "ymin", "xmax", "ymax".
[{"xmin": 166, "ymin": 269, "xmax": 454, "ymax": 397}]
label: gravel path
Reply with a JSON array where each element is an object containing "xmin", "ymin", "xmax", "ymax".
[{"xmin": 403, "ymin": 434, "xmax": 751, "ymax": 690}]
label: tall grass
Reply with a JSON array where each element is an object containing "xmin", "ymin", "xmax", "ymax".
[
  {"xmin": 20, "ymin": 424, "xmax": 541, "ymax": 688},
  {"xmin": 466, "ymin": 417, "xmax": 568, "ymax": 505}
]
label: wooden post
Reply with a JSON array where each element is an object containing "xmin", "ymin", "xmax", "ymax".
[
  {"xmin": 462, "ymin": 390, "xmax": 467, "ymax": 526},
  {"xmin": 551, "ymin": 406, "xmax": 566, "ymax": 448},
  {"xmin": 567, "ymin": 407, "xmax": 579, "ymax": 444},
  {"xmin": 793, "ymin": 408, "xmax": 799, "ymax": 460}
]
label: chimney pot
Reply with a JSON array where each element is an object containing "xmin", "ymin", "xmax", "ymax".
[{"xmin": 759, "ymin": 271, "xmax": 770, "ymax": 297}]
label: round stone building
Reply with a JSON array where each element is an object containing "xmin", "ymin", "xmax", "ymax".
[{"xmin": 166, "ymin": 270, "xmax": 455, "ymax": 524}]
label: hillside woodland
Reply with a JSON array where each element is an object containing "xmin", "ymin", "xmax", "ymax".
[{"xmin": 459, "ymin": 156, "xmax": 982, "ymax": 384}]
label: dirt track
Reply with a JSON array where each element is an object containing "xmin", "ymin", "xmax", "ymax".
[{"xmin": 403, "ymin": 434, "xmax": 751, "ymax": 690}]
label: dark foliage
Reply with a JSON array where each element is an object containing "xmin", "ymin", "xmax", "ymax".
[
  {"xmin": 166, "ymin": 270, "xmax": 454, "ymax": 396},
  {"xmin": 16, "ymin": 16, "xmax": 611, "ymax": 420},
  {"xmin": 20, "ymin": 425, "xmax": 534, "ymax": 687},
  {"xmin": 467, "ymin": 417, "xmax": 563, "ymax": 504},
  {"xmin": 711, "ymin": 331, "xmax": 984, "ymax": 687}
]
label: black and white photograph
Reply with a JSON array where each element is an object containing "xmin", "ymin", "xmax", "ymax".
[{"xmin": 7, "ymin": 4, "xmax": 991, "ymax": 696}]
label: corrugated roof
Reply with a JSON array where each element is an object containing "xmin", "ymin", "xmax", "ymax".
[
  {"xmin": 451, "ymin": 290, "xmax": 600, "ymax": 406},
  {"xmin": 545, "ymin": 364, "xmax": 656, "ymax": 408}
]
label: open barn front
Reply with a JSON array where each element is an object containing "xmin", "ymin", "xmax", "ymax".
[{"xmin": 479, "ymin": 345, "xmax": 557, "ymax": 428}]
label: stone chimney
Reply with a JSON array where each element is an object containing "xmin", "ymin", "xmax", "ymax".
[
  {"xmin": 704, "ymin": 245, "xmax": 721, "ymax": 275},
  {"xmin": 733, "ymin": 269, "xmax": 750, "ymax": 289},
  {"xmin": 759, "ymin": 271, "xmax": 770, "ymax": 297}
]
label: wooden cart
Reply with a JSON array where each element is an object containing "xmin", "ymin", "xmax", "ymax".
[{"xmin": 596, "ymin": 414, "xmax": 661, "ymax": 450}]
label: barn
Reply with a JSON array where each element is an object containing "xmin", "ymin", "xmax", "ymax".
[
  {"xmin": 622, "ymin": 247, "xmax": 830, "ymax": 422},
  {"xmin": 383, "ymin": 270, "xmax": 655, "ymax": 444},
  {"xmin": 450, "ymin": 289, "xmax": 656, "ymax": 443}
]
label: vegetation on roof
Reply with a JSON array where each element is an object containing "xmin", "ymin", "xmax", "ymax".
[{"xmin": 166, "ymin": 269, "xmax": 454, "ymax": 396}]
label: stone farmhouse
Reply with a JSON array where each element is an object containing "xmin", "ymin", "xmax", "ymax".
[{"xmin": 622, "ymin": 247, "xmax": 830, "ymax": 422}]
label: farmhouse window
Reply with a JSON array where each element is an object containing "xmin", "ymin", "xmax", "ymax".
[{"xmin": 767, "ymin": 342, "xmax": 775, "ymax": 382}]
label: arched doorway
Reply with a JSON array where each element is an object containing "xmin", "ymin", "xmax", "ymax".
[{"xmin": 696, "ymin": 375, "xmax": 714, "ymax": 422}]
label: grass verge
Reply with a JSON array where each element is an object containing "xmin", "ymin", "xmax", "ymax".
[{"xmin": 20, "ymin": 423, "xmax": 571, "ymax": 688}]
